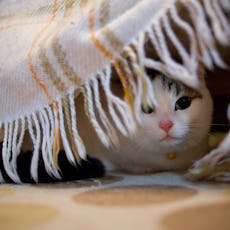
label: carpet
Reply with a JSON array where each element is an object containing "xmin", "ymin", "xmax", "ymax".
[
  {"xmin": 0, "ymin": 132, "xmax": 229, "ymax": 230},
  {"xmin": 0, "ymin": 172, "xmax": 230, "ymax": 230}
]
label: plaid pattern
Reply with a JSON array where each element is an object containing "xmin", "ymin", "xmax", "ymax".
[{"xmin": 0, "ymin": 0, "xmax": 169, "ymax": 121}]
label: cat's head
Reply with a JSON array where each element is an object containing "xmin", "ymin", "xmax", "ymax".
[{"xmin": 135, "ymin": 73, "xmax": 213, "ymax": 153}]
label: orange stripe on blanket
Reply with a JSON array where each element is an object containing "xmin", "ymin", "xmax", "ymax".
[
  {"xmin": 28, "ymin": 0, "xmax": 58, "ymax": 104},
  {"xmin": 27, "ymin": 0, "xmax": 60, "ymax": 168},
  {"xmin": 88, "ymin": 7, "xmax": 133, "ymax": 110}
]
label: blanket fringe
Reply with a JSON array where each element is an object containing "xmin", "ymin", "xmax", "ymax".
[
  {"xmin": 120, "ymin": 45, "xmax": 158, "ymax": 122},
  {"xmin": 98, "ymin": 66, "xmax": 136, "ymax": 137},
  {"xmin": 0, "ymin": 0, "xmax": 229, "ymax": 183},
  {"xmin": 141, "ymin": 0, "xmax": 229, "ymax": 89}
]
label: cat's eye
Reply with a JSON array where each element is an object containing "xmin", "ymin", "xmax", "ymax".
[
  {"xmin": 175, "ymin": 96, "xmax": 192, "ymax": 111},
  {"xmin": 142, "ymin": 104, "xmax": 154, "ymax": 114}
]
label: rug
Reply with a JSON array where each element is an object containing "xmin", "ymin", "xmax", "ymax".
[
  {"xmin": 0, "ymin": 132, "xmax": 229, "ymax": 230},
  {"xmin": 0, "ymin": 172, "xmax": 230, "ymax": 230}
]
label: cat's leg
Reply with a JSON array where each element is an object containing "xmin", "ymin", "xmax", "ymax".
[
  {"xmin": 201, "ymin": 131, "xmax": 230, "ymax": 165},
  {"xmin": 0, "ymin": 148, "xmax": 105, "ymax": 183},
  {"xmin": 188, "ymin": 104, "xmax": 230, "ymax": 182}
]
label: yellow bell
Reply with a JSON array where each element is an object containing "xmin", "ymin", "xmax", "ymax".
[{"xmin": 167, "ymin": 153, "xmax": 177, "ymax": 160}]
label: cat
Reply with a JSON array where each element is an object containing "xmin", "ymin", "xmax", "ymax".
[
  {"xmin": 77, "ymin": 69, "xmax": 213, "ymax": 174},
  {"xmin": 0, "ymin": 69, "xmax": 213, "ymax": 183}
]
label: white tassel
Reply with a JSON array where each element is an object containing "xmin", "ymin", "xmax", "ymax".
[
  {"xmin": 118, "ymin": 55, "xmax": 143, "ymax": 122},
  {"xmin": 161, "ymin": 13, "xmax": 197, "ymax": 74},
  {"xmin": 38, "ymin": 109, "xmax": 60, "ymax": 179},
  {"xmin": 136, "ymin": 34, "xmax": 158, "ymax": 106},
  {"xmin": 7, "ymin": 122, "xmax": 13, "ymax": 173},
  {"xmin": 0, "ymin": 170, "xmax": 4, "ymax": 183},
  {"xmin": 27, "ymin": 113, "xmax": 41, "ymax": 182},
  {"xmin": 144, "ymin": 22, "xmax": 199, "ymax": 88},
  {"xmin": 0, "ymin": 128, "xmax": 4, "ymax": 182},
  {"xmin": 11, "ymin": 119, "xmax": 26, "ymax": 177},
  {"xmin": 0, "ymin": 120, "xmax": 3, "ymax": 182},
  {"xmin": 44, "ymin": 106, "xmax": 57, "ymax": 165},
  {"xmin": 57, "ymin": 97, "xmax": 76, "ymax": 165},
  {"xmin": 204, "ymin": 0, "xmax": 230, "ymax": 45},
  {"xmin": 187, "ymin": 0, "xmax": 227, "ymax": 69},
  {"xmin": 219, "ymin": 0, "xmax": 230, "ymax": 11},
  {"xmin": 169, "ymin": 4, "xmax": 198, "ymax": 63},
  {"xmin": 2, "ymin": 122, "xmax": 21, "ymax": 183},
  {"xmin": 99, "ymin": 66, "xmax": 136, "ymax": 137},
  {"xmin": 0, "ymin": 118, "xmax": 26, "ymax": 183},
  {"xmin": 16, "ymin": 119, "xmax": 25, "ymax": 155},
  {"xmin": 156, "ymin": 18, "xmax": 199, "ymax": 87},
  {"xmin": 124, "ymin": 43, "xmax": 158, "ymax": 111},
  {"xmin": 68, "ymin": 88, "xmax": 86, "ymax": 160},
  {"xmin": 91, "ymin": 78, "xmax": 119, "ymax": 146},
  {"xmin": 84, "ymin": 81, "xmax": 110, "ymax": 147},
  {"xmin": 11, "ymin": 120, "xmax": 20, "ymax": 167}
]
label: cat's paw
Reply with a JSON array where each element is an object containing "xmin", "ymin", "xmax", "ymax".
[
  {"xmin": 187, "ymin": 129, "xmax": 230, "ymax": 182},
  {"xmin": 197, "ymin": 147, "xmax": 230, "ymax": 167},
  {"xmin": 186, "ymin": 146, "xmax": 230, "ymax": 182}
]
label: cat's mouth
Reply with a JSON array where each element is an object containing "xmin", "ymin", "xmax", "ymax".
[{"xmin": 160, "ymin": 135, "xmax": 181, "ymax": 142}]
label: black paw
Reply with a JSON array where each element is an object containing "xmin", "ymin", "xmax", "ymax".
[{"xmin": 0, "ymin": 149, "xmax": 105, "ymax": 183}]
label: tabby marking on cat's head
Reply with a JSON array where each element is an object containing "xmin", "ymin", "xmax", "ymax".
[{"xmin": 136, "ymin": 73, "xmax": 213, "ymax": 154}]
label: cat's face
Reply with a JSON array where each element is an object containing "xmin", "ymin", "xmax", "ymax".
[{"xmin": 135, "ymin": 75, "xmax": 213, "ymax": 153}]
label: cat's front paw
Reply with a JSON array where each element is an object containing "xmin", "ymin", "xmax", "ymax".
[
  {"xmin": 198, "ymin": 147, "xmax": 230, "ymax": 167},
  {"xmin": 186, "ymin": 147, "xmax": 230, "ymax": 182}
]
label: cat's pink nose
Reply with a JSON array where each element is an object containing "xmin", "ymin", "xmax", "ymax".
[{"xmin": 159, "ymin": 120, "xmax": 173, "ymax": 133}]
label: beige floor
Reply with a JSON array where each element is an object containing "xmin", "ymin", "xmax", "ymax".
[
  {"xmin": 0, "ymin": 171, "xmax": 230, "ymax": 230},
  {"xmin": 0, "ymin": 132, "xmax": 229, "ymax": 230}
]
